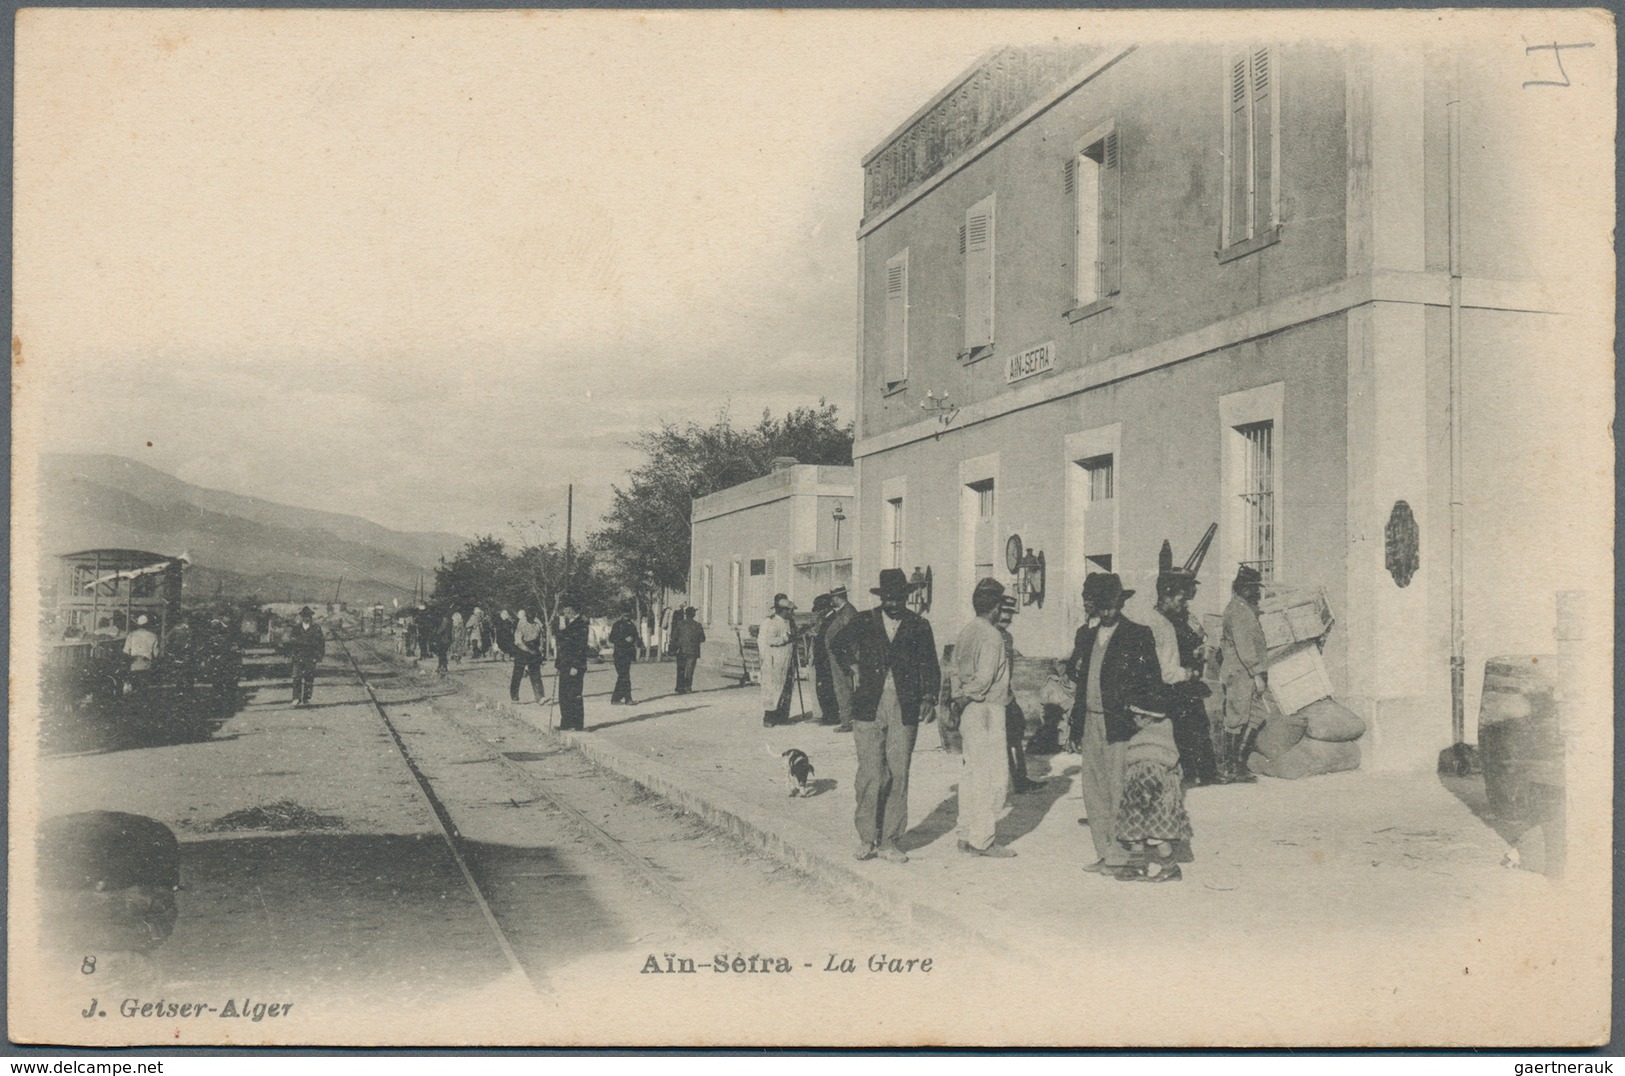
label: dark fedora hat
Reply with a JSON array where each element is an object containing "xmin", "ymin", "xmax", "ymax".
[
  {"xmin": 298, "ymin": 606, "xmax": 315, "ymax": 617},
  {"xmin": 871, "ymin": 567, "xmax": 913, "ymax": 599},
  {"xmin": 1081, "ymin": 572, "xmax": 1134, "ymax": 606},
  {"xmin": 1232, "ymin": 564, "xmax": 1263, "ymax": 590}
]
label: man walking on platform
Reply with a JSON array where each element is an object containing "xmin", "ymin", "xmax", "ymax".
[
  {"xmin": 1066, "ymin": 573, "xmax": 1158, "ymax": 876},
  {"xmin": 671, "ymin": 607, "xmax": 705, "ymax": 693},
  {"xmin": 951, "ymin": 579, "xmax": 1017, "ymax": 858},
  {"xmin": 286, "ymin": 606, "xmax": 326, "ymax": 706},
  {"xmin": 757, "ymin": 594, "xmax": 798, "ymax": 727},
  {"xmin": 832, "ymin": 569, "xmax": 940, "ymax": 865},
  {"xmin": 555, "ymin": 598, "xmax": 590, "ymax": 731},
  {"xmin": 510, "ymin": 607, "xmax": 546, "ymax": 704},
  {"xmin": 609, "ymin": 606, "xmax": 640, "ymax": 705}
]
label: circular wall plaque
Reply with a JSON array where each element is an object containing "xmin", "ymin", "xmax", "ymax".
[{"xmin": 1005, "ymin": 534, "xmax": 1023, "ymax": 574}]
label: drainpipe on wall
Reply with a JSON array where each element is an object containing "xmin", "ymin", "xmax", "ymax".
[{"xmin": 1447, "ymin": 65, "xmax": 1467, "ymax": 752}]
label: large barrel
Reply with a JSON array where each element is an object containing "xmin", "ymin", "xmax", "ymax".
[{"xmin": 1477, "ymin": 656, "xmax": 1561, "ymax": 821}]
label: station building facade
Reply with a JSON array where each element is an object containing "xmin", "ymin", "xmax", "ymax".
[
  {"xmin": 688, "ymin": 461, "xmax": 853, "ymax": 667},
  {"xmin": 851, "ymin": 42, "xmax": 1593, "ymax": 771}
]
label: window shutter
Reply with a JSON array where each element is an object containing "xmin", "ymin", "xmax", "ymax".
[
  {"xmin": 1099, "ymin": 132, "xmax": 1121, "ymax": 297},
  {"xmin": 1063, "ymin": 157, "xmax": 1075, "ymax": 194},
  {"xmin": 884, "ymin": 251, "xmax": 908, "ymax": 384},
  {"xmin": 958, "ymin": 224, "xmax": 966, "ymax": 255},
  {"xmin": 1251, "ymin": 47, "xmax": 1275, "ymax": 230},
  {"xmin": 1229, "ymin": 55, "xmax": 1252, "ymax": 243},
  {"xmin": 964, "ymin": 196, "xmax": 994, "ymax": 349}
]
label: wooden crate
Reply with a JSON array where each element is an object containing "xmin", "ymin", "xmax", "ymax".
[
  {"xmin": 1266, "ymin": 644, "xmax": 1333, "ymax": 715},
  {"xmin": 1259, "ymin": 585, "xmax": 1335, "ymax": 650}
]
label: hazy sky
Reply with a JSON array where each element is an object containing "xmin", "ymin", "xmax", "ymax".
[{"xmin": 15, "ymin": 8, "xmax": 1115, "ymax": 540}]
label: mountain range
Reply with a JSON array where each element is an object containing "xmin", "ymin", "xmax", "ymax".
[{"xmin": 36, "ymin": 453, "xmax": 467, "ymax": 607}]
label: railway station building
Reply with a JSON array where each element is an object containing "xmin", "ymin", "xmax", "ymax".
[{"xmin": 849, "ymin": 41, "xmax": 1597, "ymax": 771}]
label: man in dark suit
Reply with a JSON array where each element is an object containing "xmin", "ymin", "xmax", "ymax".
[
  {"xmin": 670, "ymin": 607, "xmax": 705, "ymax": 694},
  {"xmin": 1066, "ymin": 573, "xmax": 1158, "ymax": 876},
  {"xmin": 820, "ymin": 585, "xmax": 859, "ymax": 732},
  {"xmin": 554, "ymin": 598, "xmax": 591, "ymax": 730},
  {"xmin": 286, "ymin": 606, "xmax": 326, "ymax": 706},
  {"xmin": 831, "ymin": 569, "xmax": 940, "ymax": 865},
  {"xmin": 609, "ymin": 606, "xmax": 640, "ymax": 705}
]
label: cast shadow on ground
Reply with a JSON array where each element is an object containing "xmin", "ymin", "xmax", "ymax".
[
  {"xmin": 117, "ymin": 830, "xmax": 640, "ymax": 999},
  {"xmin": 585, "ymin": 705, "xmax": 706, "ymax": 732}
]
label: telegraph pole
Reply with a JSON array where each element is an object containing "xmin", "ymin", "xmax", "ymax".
[{"xmin": 565, "ymin": 484, "xmax": 574, "ymax": 574}]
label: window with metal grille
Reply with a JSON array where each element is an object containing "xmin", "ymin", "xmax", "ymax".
[
  {"xmin": 749, "ymin": 559, "xmax": 767, "ymax": 576},
  {"xmin": 1080, "ymin": 454, "xmax": 1114, "ymax": 503},
  {"xmin": 972, "ymin": 480, "xmax": 996, "ymax": 519},
  {"xmin": 888, "ymin": 497, "xmax": 905, "ymax": 569},
  {"xmin": 1238, "ymin": 420, "xmax": 1275, "ymax": 578}
]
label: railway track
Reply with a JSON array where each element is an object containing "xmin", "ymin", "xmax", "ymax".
[{"xmin": 332, "ymin": 633, "xmax": 922, "ymax": 992}]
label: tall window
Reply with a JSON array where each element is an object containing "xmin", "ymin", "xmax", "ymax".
[
  {"xmin": 970, "ymin": 478, "xmax": 997, "ymax": 580},
  {"xmin": 961, "ymin": 195, "xmax": 995, "ymax": 356},
  {"xmin": 701, "ymin": 562, "xmax": 714, "ymax": 626},
  {"xmin": 1066, "ymin": 129, "xmax": 1121, "ymax": 307},
  {"xmin": 1079, "ymin": 453, "xmax": 1116, "ymax": 572},
  {"xmin": 888, "ymin": 497, "xmax": 905, "ymax": 569},
  {"xmin": 1222, "ymin": 47, "xmax": 1278, "ymax": 249},
  {"xmin": 729, "ymin": 559, "xmax": 742, "ymax": 626},
  {"xmin": 884, "ymin": 249, "xmax": 910, "ymax": 388},
  {"xmin": 1237, "ymin": 421, "xmax": 1275, "ymax": 578}
]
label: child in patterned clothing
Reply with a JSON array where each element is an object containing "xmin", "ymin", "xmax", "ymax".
[{"xmin": 1115, "ymin": 698, "xmax": 1193, "ymax": 882}]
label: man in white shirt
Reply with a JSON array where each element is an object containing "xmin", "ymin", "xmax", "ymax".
[{"xmin": 951, "ymin": 579, "xmax": 1017, "ymax": 858}]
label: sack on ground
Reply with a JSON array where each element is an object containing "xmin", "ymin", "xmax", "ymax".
[
  {"xmin": 1249, "ymin": 736, "xmax": 1361, "ymax": 779},
  {"xmin": 1253, "ymin": 707, "xmax": 1308, "ymax": 760},
  {"xmin": 1302, "ymin": 697, "xmax": 1366, "ymax": 742}
]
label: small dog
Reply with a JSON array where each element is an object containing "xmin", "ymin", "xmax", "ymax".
[{"xmin": 782, "ymin": 748, "xmax": 815, "ymax": 797}]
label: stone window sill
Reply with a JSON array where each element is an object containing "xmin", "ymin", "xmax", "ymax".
[
  {"xmin": 1064, "ymin": 297, "xmax": 1115, "ymax": 324},
  {"xmin": 958, "ymin": 344, "xmax": 995, "ymax": 366},
  {"xmin": 1216, "ymin": 224, "xmax": 1283, "ymax": 264}
]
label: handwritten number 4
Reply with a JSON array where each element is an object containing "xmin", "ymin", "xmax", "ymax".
[{"xmin": 1524, "ymin": 42, "xmax": 1594, "ymax": 88}]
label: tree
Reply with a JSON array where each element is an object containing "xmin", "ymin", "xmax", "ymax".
[
  {"xmin": 593, "ymin": 400, "xmax": 853, "ymax": 597},
  {"xmin": 432, "ymin": 536, "xmax": 514, "ymax": 614}
]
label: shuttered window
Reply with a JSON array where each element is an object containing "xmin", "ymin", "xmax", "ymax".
[
  {"xmin": 1222, "ymin": 47, "xmax": 1278, "ymax": 249},
  {"xmin": 963, "ymin": 195, "xmax": 995, "ymax": 351},
  {"xmin": 1238, "ymin": 421, "xmax": 1275, "ymax": 579},
  {"xmin": 1069, "ymin": 128, "xmax": 1121, "ymax": 307},
  {"xmin": 884, "ymin": 249, "xmax": 909, "ymax": 387}
]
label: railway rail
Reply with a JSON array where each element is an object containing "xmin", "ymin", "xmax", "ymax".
[{"xmin": 332, "ymin": 632, "xmax": 916, "ymax": 991}]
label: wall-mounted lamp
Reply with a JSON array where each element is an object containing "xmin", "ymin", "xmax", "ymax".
[
  {"xmin": 920, "ymin": 391, "xmax": 959, "ymax": 428},
  {"xmin": 1017, "ymin": 547, "xmax": 1047, "ymax": 609},
  {"xmin": 831, "ymin": 503, "xmax": 847, "ymax": 550},
  {"xmin": 907, "ymin": 565, "xmax": 933, "ymax": 615}
]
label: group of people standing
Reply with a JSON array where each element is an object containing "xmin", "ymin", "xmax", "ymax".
[{"xmin": 754, "ymin": 559, "xmax": 1274, "ymax": 884}]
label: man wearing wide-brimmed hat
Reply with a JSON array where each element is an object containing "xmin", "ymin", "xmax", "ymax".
[
  {"xmin": 1065, "ymin": 572, "xmax": 1158, "ymax": 875},
  {"xmin": 1218, "ymin": 565, "xmax": 1269, "ymax": 782},
  {"xmin": 286, "ymin": 606, "xmax": 326, "ymax": 707},
  {"xmin": 757, "ymin": 594, "xmax": 799, "ymax": 727},
  {"xmin": 831, "ymin": 568, "xmax": 941, "ymax": 864}
]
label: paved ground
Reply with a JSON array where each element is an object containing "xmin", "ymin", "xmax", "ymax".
[
  {"xmin": 17, "ymin": 642, "xmax": 1606, "ymax": 1046},
  {"xmin": 406, "ymin": 647, "xmax": 1607, "ymax": 1046}
]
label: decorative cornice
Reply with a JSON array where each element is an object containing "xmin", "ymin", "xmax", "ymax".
[{"xmin": 854, "ymin": 272, "xmax": 1559, "ymax": 459}]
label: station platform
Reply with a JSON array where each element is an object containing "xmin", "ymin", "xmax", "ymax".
[{"xmin": 403, "ymin": 648, "xmax": 1563, "ymax": 985}]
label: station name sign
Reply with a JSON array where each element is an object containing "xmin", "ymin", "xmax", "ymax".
[{"xmin": 1006, "ymin": 341, "xmax": 1055, "ymax": 384}]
